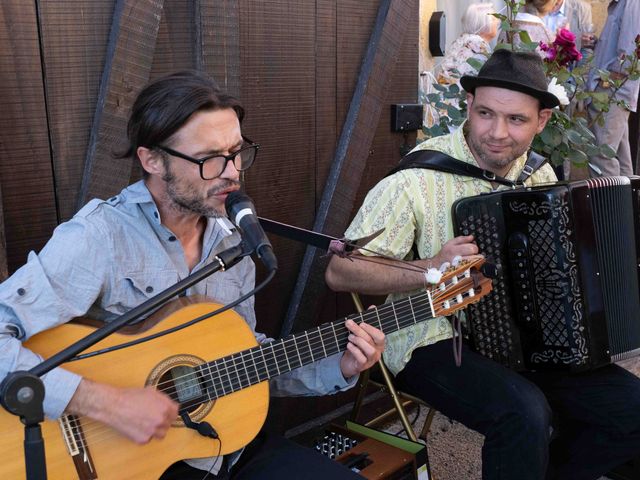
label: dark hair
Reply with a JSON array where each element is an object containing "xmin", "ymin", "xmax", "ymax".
[{"xmin": 119, "ymin": 70, "xmax": 244, "ymax": 161}]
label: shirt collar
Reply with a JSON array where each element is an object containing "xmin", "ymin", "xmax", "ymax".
[{"xmin": 551, "ymin": 1, "xmax": 566, "ymax": 16}]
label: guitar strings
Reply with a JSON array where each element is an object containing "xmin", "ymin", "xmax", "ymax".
[
  {"xmin": 63, "ymin": 267, "xmax": 477, "ymax": 446},
  {"xmin": 64, "ymin": 292, "xmax": 477, "ymax": 450},
  {"xmin": 65, "ymin": 265, "xmax": 476, "ymax": 445},
  {"xmin": 154, "ymin": 268, "xmax": 473, "ymax": 399},
  {"xmin": 151, "ymin": 259, "xmax": 480, "ymax": 395},
  {"xmin": 65, "ymin": 296, "xmax": 443, "ymax": 448},
  {"xmin": 176, "ymin": 265, "xmax": 478, "ymax": 400},
  {"xmin": 62, "ymin": 265, "xmax": 480, "ymax": 447}
]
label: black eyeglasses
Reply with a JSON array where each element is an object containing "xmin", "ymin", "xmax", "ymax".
[{"xmin": 157, "ymin": 135, "xmax": 259, "ymax": 180}]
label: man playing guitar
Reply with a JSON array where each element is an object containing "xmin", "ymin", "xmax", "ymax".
[{"xmin": 0, "ymin": 70, "xmax": 385, "ymax": 479}]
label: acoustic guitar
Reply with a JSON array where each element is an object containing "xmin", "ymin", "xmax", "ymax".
[{"xmin": 0, "ymin": 256, "xmax": 492, "ymax": 479}]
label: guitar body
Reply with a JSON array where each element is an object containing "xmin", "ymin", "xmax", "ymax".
[
  {"xmin": 0, "ymin": 257, "xmax": 494, "ymax": 480},
  {"xmin": 0, "ymin": 301, "xmax": 269, "ymax": 480}
]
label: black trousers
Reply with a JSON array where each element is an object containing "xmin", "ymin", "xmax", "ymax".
[
  {"xmin": 395, "ymin": 339, "xmax": 640, "ymax": 480},
  {"xmin": 159, "ymin": 430, "xmax": 362, "ymax": 480}
]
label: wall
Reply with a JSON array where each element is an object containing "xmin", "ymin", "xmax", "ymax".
[{"xmin": 0, "ymin": 0, "xmax": 419, "ymax": 432}]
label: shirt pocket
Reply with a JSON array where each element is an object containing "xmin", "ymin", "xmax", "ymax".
[{"xmin": 103, "ymin": 269, "xmax": 179, "ymax": 315}]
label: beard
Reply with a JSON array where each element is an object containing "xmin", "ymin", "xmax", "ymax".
[
  {"xmin": 162, "ymin": 159, "xmax": 241, "ymax": 217},
  {"xmin": 464, "ymin": 119, "xmax": 529, "ymax": 172}
]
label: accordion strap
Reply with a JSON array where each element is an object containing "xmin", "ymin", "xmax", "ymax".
[{"xmin": 387, "ymin": 149, "xmax": 548, "ymax": 187}]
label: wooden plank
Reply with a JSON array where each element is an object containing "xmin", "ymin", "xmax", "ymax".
[
  {"xmin": 37, "ymin": 1, "xmax": 114, "ymax": 221},
  {"xmin": 149, "ymin": 0, "xmax": 194, "ymax": 77},
  {"xmin": 77, "ymin": 0, "xmax": 164, "ymax": 208},
  {"xmin": 281, "ymin": 0, "xmax": 417, "ymax": 336},
  {"xmin": 0, "ymin": 1, "xmax": 57, "ymax": 272},
  {"xmin": 237, "ymin": 0, "xmax": 318, "ymax": 339},
  {"xmin": 0, "ymin": 183, "xmax": 8, "ymax": 281},
  {"xmin": 198, "ymin": 0, "xmax": 240, "ymax": 97}
]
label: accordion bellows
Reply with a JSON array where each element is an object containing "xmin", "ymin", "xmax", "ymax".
[{"xmin": 453, "ymin": 176, "xmax": 640, "ymax": 372}]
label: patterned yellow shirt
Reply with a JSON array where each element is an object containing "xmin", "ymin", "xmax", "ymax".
[{"xmin": 344, "ymin": 123, "xmax": 557, "ymax": 375}]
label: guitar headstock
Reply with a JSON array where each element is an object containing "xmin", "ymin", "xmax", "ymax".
[{"xmin": 428, "ymin": 255, "xmax": 494, "ymax": 317}]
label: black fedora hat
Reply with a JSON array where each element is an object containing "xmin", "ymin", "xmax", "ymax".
[{"xmin": 460, "ymin": 49, "xmax": 559, "ymax": 109}]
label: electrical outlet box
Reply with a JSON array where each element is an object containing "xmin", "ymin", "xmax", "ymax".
[{"xmin": 390, "ymin": 104, "xmax": 423, "ymax": 132}]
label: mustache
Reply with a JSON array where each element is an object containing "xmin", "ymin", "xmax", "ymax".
[{"xmin": 207, "ymin": 179, "xmax": 242, "ymax": 196}]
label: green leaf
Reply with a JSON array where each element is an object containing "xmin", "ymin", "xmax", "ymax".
[
  {"xmin": 599, "ymin": 144, "xmax": 616, "ymax": 158},
  {"xmin": 567, "ymin": 149, "xmax": 588, "ymax": 164},
  {"xmin": 590, "ymin": 91, "xmax": 610, "ymax": 103},
  {"xmin": 584, "ymin": 144, "xmax": 600, "ymax": 156},
  {"xmin": 539, "ymin": 126, "xmax": 563, "ymax": 147},
  {"xmin": 494, "ymin": 43, "xmax": 514, "ymax": 52},
  {"xmin": 466, "ymin": 58, "xmax": 485, "ymax": 71},
  {"xmin": 432, "ymin": 84, "xmax": 447, "ymax": 92},
  {"xmin": 566, "ymin": 129, "xmax": 586, "ymax": 145},
  {"xmin": 550, "ymin": 149, "xmax": 564, "ymax": 167},
  {"xmin": 446, "ymin": 105, "xmax": 462, "ymax": 119}
]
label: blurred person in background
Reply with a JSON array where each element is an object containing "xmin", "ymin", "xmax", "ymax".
[
  {"xmin": 501, "ymin": 0, "xmax": 556, "ymax": 49},
  {"xmin": 436, "ymin": 3, "xmax": 500, "ymax": 85},
  {"xmin": 587, "ymin": 0, "xmax": 640, "ymax": 177},
  {"xmin": 543, "ymin": 0, "xmax": 595, "ymax": 52}
]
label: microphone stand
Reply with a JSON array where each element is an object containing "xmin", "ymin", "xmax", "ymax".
[{"xmin": 0, "ymin": 243, "xmax": 246, "ymax": 480}]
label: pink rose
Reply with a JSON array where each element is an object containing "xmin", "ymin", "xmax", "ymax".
[
  {"xmin": 554, "ymin": 28, "xmax": 577, "ymax": 48},
  {"xmin": 567, "ymin": 46, "xmax": 582, "ymax": 62}
]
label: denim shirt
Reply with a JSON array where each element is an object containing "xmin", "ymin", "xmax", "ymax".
[{"xmin": 0, "ymin": 180, "xmax": 352, "ymax": 421}]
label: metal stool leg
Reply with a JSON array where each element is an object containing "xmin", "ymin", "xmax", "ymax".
[{"xmin": 350, "ymin": 293, "xmax": 418, "ymax": 442}]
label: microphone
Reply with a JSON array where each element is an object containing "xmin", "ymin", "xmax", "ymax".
[{"xmin": 225, "ymin": 191, "xmax": 278, "ymax": 272}]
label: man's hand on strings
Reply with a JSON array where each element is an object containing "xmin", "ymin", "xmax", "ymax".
[
  {"xmin": 67, "ymin": 379, "xmax": 179, "ymax": 444},
  {"xmin": 339, "ymin": 319, "xmax": 385, "ymax": 379}
]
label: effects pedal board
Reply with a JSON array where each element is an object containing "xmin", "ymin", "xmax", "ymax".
[{"xmin": 314, "ymin": 425, "xmax": 418, "ymax": 479}]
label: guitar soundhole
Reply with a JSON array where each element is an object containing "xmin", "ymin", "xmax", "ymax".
[{"xmin": 146, "ymin": 354, "xmax": 214, "ymax": 427}]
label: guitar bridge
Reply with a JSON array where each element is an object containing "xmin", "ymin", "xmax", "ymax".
[{"xmin": 59, "ymin": 414, "xmax": 97, "ymax": 480}]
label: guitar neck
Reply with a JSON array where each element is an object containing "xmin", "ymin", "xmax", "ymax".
[{"xmin": 200, "ymin": 291, "xmax": 434, "ymax": 399}]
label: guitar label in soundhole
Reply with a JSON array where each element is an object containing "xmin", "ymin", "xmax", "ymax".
[{"xmin": 146, "ymin": 354, "xmax": 214, "ymax": 427}]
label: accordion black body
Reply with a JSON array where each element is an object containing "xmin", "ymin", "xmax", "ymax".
[{"xmin": 452, "ymin": 176, "xmax": 640, "ymax": 372}]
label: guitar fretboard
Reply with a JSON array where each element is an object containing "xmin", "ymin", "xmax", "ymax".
[{"xmin": 198, "ymin": 292, "xmax": 435, "ymax": 399}]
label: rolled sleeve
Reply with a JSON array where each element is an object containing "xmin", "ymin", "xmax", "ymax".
[
  {"xmin": 41, "ymin": 368, "xmax": 83, "ymax": 418},
  {"xmin": 0, "ymin": 218, "xmax": 106, "ymax": 418}
]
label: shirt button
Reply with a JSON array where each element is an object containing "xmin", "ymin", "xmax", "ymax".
[
  {"xmin": 146, "ymin": 286, "xmax": 154, "ymax": 293},
  {"xmin": 154, "ymin": 211, "xmax": 159, "ymax": 218},
  {"xmin": 168, "ymin": 236, "xmax": 177, "ymax": 242},
  {"xmin": 17, "ymin": 288, "xmax": 25, "ymax": 296},
  {"xmin": 334, "ymin": 385, "xmax": 340, "ymax": 391}
]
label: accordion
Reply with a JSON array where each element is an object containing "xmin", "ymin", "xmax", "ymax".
[{"xmin": 452, "ymin": 176, "xmax": 640, "ymax": 372}]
